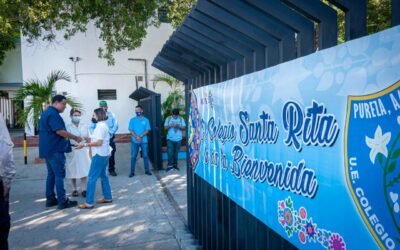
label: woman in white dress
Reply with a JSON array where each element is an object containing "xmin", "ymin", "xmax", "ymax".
[{"xmin": 66, "ymin": 109, "xmax": 91, "ymax": 197}]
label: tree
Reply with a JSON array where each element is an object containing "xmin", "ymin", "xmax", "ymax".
[
  {"xmin": 167, "ymin": 0, "xmax": 197, "ymax": 28},
  {"xmin": 14, "ymin": 70, "xmax": 81, "ymax": 132},
  {"xmin": 0, "ymin": 0, "xmax": 169, "ymax": 65},
  {"xmin": 154, "ymin": 74, "xmax": 185, "ymax": 119},
  {"xmin": 154, "ymin": 74, "xmax": 185, "ymax": 145},
  {"xmin": 320, "ymin": 0, "xmax": 391, "ymax": 44},
  {"xmin": 1, "ymin": 0, "xmax": 390, "ymax": 66}
]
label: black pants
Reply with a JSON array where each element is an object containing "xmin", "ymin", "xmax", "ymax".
[
  {"xmin": 0, "ymin": 181, "xmax": 10, "ymax": 250},
  {"xmin": 108, "ymin": 136, "xmax": 116, "ymax": 172}
]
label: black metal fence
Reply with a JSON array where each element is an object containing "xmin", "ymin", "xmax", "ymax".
[
  {"xmin": 153, "ymin": 1, "xmax": 400, "ymax": 249},
  {"xmin": 129, "ymin": 87, "xmax": 163, "ymax": 170}
]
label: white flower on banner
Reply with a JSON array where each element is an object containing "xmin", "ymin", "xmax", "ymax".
[{"xmin": 365, "ymin": 125, "xmax": 391, "ymax": 164}]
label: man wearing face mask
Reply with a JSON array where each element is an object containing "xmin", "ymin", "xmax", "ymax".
[
  {"xmin": 128, "ymin": 105, "xmax": 151, "ymax": 177},
  {"xmin": 164, "ymin": 108, "xmax": 186, "ymax": 172},
  {"xmin": 90, "ymin": 100, "xmax": 119, "ymax": 176},
  {"xmin": 39, "ymin": 95, "xmax": 82, "ymax": 209}
]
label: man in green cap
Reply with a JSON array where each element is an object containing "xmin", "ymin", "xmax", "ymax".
[{"xmin": 90, "ymin": 100, "xmax": 119, "ymax": 176}]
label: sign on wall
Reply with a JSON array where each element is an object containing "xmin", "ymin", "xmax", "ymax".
[{"xmin": 188, "ymin": 26, "xmax": 400, "ymax": 250}]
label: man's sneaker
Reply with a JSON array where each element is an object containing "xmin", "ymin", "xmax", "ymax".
[
  {"xmin": 109, "ymin": 170, "xmax": 117, "ymax": 176},
  {"xmin": 129, "ymin": 173, "xmax": 135, "ymax": 178},
  {"xmin": 145, "ymin": 171, "xmax": 152, "ymax": 176},
  {"xmin": 166, "ymin": 166, "xmax": 174, "ymax": 172},
  {"xmin": 58, "ymin": 199, "xmax": 78, "ymax": 210},
  {"xmin": 173, "ymin": 166, "xmax": 180, "ymax": 171},
  {"xmin": 46, "ymin": 198, "xmax": 58, "ymax": 207}
]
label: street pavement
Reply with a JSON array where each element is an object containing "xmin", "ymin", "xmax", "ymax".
[{"xmin": 8, "ymin": 143, "xmax": 196, "ymax": 250}]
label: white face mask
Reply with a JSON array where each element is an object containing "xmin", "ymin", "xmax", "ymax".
[{"xmin": 72, "ymin": 116, "xmax": 81, "ymax": 123}]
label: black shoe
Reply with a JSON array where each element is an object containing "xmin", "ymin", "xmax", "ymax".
[
  {"xmin": 81, "ymin": 191, "xmax": 86, "ymax": 198},
  {"xmin": 71, "ymin": 190, "xmax": 79, "ymax": 197},
  {"xmin": 58, "ymin": 199, "xmax": 78, "ymax": 209},
  {"xmin": 129, "ymin": 173, "xmax": 135, "ymax": 178},
  {"xmin": 166, "ymin": 166, "xmax": 173, "ymax": 172},
  {"xmin": 145, "ymin": 171, "xmax": 152, "ymax": 176},
  {"xmin": 109, "ymin": 170, "xmax": 117, "ymax": 176},
  {"xmin": 173, "ymin": 166, "xmax": 180, "ymax": 171},
  {"xmin": 46, "ymin": 198, "xmax": 58, "ymax": 207}
]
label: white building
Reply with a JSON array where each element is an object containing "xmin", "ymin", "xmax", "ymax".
[
  {"xmin": 0, "ymin": 22, "xmax": 178, "ymax": 135},
  {"xmin": 0, "ymin": 43, "xmax": 23, "ymax": 129}
]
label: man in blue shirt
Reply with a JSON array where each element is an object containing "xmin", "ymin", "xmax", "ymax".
[
  {"xmin": 164, "ymin": 108, "xmax": 186, "ymax": 171},
  {"xmin": 39, "ymin": 95, "xmax": 81, "ymax": 209},
  {"xmin": 90, "ymin": 100, "xmax": 119, "ymax": 176},
  {"xmin": 128, "ymin": 105, "xmax": 151, "ymax": 177}
]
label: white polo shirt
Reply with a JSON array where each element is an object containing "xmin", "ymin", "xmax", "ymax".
[{"xmin": 90, "ymin": 121, "xmax": 110, "ymax": 157}]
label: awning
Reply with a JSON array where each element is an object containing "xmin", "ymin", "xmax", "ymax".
[
  {"xmin": 129, "ymin": 86, "xmax": 160, "ymax": 101},
  {"xmin": 152, "ymin": 0, "xmax": 376, "ymax": 84}
]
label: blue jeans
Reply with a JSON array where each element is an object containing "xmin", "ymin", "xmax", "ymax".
[
  {"xmin": 86, "ymin": 155, "xmax": 112, "ymax": 205},
  {"xmin": 130, "ymin": 143, "xmax": 149, "ymax": 174},
  {"xmin": 46, "ymin": 152, "xmax": 67, "ymax": 205},
  {"xmin": 167, "ymin": 140, "xmax": 181, "ymax": 167}
]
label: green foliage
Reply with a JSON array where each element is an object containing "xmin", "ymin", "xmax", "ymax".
[
  {"xmin": 0, "ymin": 0, "xmax": 169, "ymax": 65},
  {"xmin": 0, "ymin": 0, "xmax": 392, "ymax": 65},
  {"xmin": 323, "ymin": 0, "xmax": 391, "ymax": 44},
  {"xmin": 14, "ymin": 70, "xmax": 81, "ymax": 131},
  {"xmin": 367, "ymin": 0, "xmax": 391, "ymax": 34},
  {"xmin": 0, "ymin": 0, "xmax": 198, "ymax": 65},
  {"xmin": 167, "ymin": 0, "xmax": 197, "ymax": 28},
  {"xmin": 154, "ymin": 74, "xmax": 185, "ymax": 121},
  {"xmin": 0, "ymin": 1, "xmax": 20, "ymax": 63},
  {"xmin": 154, "ymin": 74, "xmax": 185, "ymax": 142}
]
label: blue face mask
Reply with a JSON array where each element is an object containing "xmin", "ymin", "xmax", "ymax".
[
  {"xmin": 136, "ymin": 112, "xmax": 142, "ymax": 117},
  {"xmin": 72, "ymin": 116, "xmax": 81, "ymax": 123}
]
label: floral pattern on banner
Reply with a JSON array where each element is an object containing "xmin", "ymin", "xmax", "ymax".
[{"xmin": 278, "ymin": 197, "xmax": 346, "ymax": 250}]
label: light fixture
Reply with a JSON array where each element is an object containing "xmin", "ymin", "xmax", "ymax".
[{"xmin": 69, "ymin": 57, "xmax": 81, "ymax": 82}]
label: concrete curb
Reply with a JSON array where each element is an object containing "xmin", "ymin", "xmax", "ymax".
[{"xmin": 153, "ymin": 171, "xmax": 202, "ymax": 250}]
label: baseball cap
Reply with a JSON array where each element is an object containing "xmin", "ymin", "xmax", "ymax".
[{"xmin": 99, "ymin": 100, "xmax": 108, "ymax": 107}]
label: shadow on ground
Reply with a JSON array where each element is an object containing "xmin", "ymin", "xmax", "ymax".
[{"xmin": 9, "ymin": 143, "xmax": 189, "ymax": 250}]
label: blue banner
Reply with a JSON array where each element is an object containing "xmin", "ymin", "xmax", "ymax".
[{"xmin": 188, "ymin": 26, "xmax": 400, "ymax": 250}]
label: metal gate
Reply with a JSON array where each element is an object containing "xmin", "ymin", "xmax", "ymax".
[
  {"xmin": 0, "ymin": 97, "xmax": 14, "ymax": 128},
  {"xmin": 153, "ymin": 1, "xmax": 400, "ymax": 249},
  {"xmin": 129, "ymin": 87, "xmax": 163, "ymax": 170}
]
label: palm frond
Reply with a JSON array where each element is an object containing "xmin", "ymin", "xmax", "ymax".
[
  {"xmin": 14, "ymin": 70, "xmax": 78, "ymax": 130},
  {"xmin": 14, "ymin": 81, "xmax": 43, "ymax": 100},
  {"xmin": 153, "ymin": 74, "xmax": 180, "ymax": 88},
  {"xmin": 46, "ymin": 70, "xmax": 71, "ymax": 94}
]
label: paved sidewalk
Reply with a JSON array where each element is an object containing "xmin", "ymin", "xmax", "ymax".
[{"xmin": 9, "ymin": 144, "xmax": 195, "ymax": 250}]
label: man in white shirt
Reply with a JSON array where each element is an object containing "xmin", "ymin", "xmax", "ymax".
[{"xmin": 0, "ymin": 113, "xmax": 16, "ymax": 249}]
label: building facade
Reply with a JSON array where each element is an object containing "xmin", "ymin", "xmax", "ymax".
[{"xmin": 0, "ymin": 22, "xmax": 178, "ymax": 135}]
